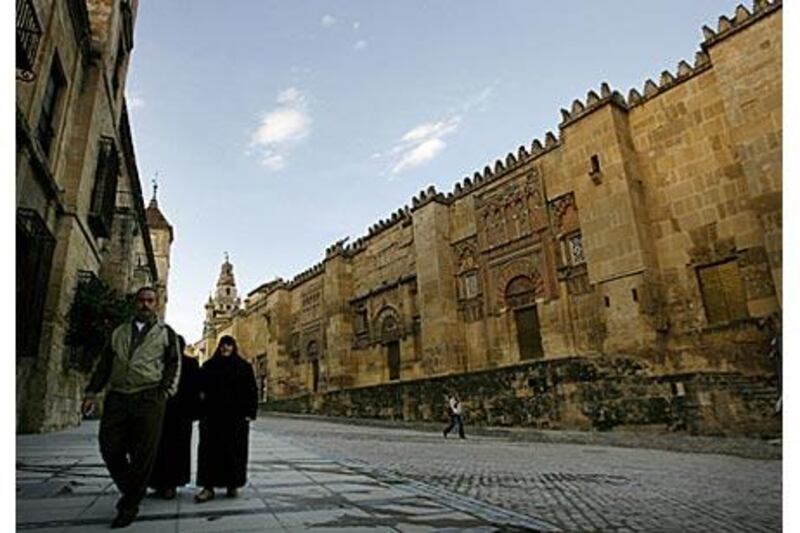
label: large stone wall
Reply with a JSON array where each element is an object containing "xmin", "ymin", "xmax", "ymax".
[{"xmin": 205, "ymin": 2, "xmax": 782, "ymax": 436}]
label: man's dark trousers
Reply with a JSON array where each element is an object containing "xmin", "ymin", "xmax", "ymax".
[{"xmin": 99, "ymin": 388, "xmax": 166, "ymax": 511}]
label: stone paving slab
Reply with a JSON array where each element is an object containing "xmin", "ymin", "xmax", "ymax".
[{"xmin": 17, "ymin": 421, "xmax": 561, "ymax": 532}]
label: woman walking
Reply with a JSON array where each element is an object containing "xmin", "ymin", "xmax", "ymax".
[
  {"xmin": 148, "ymin": 336, "xmax": 201, "ymax": 499},
  {"xmin": 194, "ymin": 335, "xmax": 258, "ymax": 502}
]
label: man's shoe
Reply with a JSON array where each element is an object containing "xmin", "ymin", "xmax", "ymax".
[
  {"xmin": 162, "ymin": 487, "xmax": 176, "ymax": 500},
  {"xmin": 194, "ymin": 488, "xmax": 215, "ymax": 503},
  {"xmin": 225, "ymin": 487, "xmax": 238, "ymax": 498},
  {"xmin": 111, "ymin": 506, "xmax": 138, "ymax": 529}
]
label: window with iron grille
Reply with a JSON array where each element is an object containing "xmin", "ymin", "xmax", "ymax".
[
  {"xmin": 458, "ymin": 270, "xmax": 480, "ymax": 300},
  {"xmin": 16, "ymin": 208, "xmax": 56, "ymax": 358},
  {"xmin": 88, "ymin": 137, "xmax": 120, "ymax": 239},
  {"xmin": 37, "ymin": 55, "xmax": 66, "ymax": 158},
  {"xmin": 697, "ymin": 260, "xmax": 749, "ymax": 324},
  {"xmin": 16, "ymin": 0, "xmax": 42, "ymax": 80},
  {"xmin": 567, "ymin": 233, "xmax": 585, "ymax": 265}
]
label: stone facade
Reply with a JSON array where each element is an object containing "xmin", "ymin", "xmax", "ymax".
[
  {"xmin": 202, "ymin": 2, "xmax": 782, "ymax": 435},
  {"xmin": 16, "ymin": 0, "xmax": 170, "ymax": 432}
]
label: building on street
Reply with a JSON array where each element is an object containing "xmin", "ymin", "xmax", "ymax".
[
  {"xmin": 16, "ymin": 0, "xmax": 173, "ymax": 432},
  {"xmin": 203, "ymin": 2, "xmax": 782, "ymax": 436}
]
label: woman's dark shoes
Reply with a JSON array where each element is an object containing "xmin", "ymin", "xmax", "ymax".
[
  {"xmin": 110, "ymin": 506, "xmax": 138, "ymax": 528},
  {"xmin": 225, "ymin": 487, "xmax": 238, "ymax": 498},
  {"xmin": 194, "ymin": 488, "xmax": 215, "ymax": 503}
]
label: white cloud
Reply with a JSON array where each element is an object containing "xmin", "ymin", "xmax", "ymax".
[
  {"xmin": 261, "ymin": 153, "xmax": 285, "ymax": 171},
  {"xmin": 392, "ymin": 138, "xmax": 446, "ymax": 174},
  {"xmin": 126, "ymin": 91, "xmax": 146, "ymax": 109},
  {"xmin": 353, "ymin": 21, "xmax": 361, "ymax": 31},
  {"xmin": 252, "ymin": 108, "xmax": 310, "ymax": 145},
  {"xmin": 321, "ymin": 14, "xmax": 336, "ymax": 27},
  {"xmin": 353, "ymin": 40, "xmax": 367, "ymax": 51},
  {"xmin": 382, "ymin": 116, "xmax": 461, "ymax": 175},
  {"xmin": 249, "ymin": 87, "xmax": 312, "ymax": 171}
]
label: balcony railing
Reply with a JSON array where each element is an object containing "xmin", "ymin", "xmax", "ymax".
[{"xmin": 16, "ymin": 0, "xmax": 42, "ymax": 81}]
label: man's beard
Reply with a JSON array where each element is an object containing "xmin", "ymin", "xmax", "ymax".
[{"xmin": 135, "ymin": 308, "xmax": 156, "ymax": 322}]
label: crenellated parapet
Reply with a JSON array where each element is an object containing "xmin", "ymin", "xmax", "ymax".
[
  {"xmin": 447, "ymin": 130, "xmax": 560, "ymax": 201},
  {"xmin": 410, "ymin": 185, "xmax": 447, "ymax": 211},
  {"xmin": 701, "ymin": 0, "xmax": 780, "ymax": 49},
  {"xmin": 287, "ymin": 261, "xmax": 325, "ymax": 288},
  {"xmin": 331, "ymin": 204, "xmax": 413, "ymax": 259},
  {"xmin": 559, "ymin": 82, "xmax": 628, "ymax": 127},
  {"xmin": 557, "ymin": 0, "xmax": 780, "ymax": 116}
]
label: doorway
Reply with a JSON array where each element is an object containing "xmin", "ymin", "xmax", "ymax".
[
  {"xmin": 514, "ymin": 306, "xmax": 544, "ymax": 360},
  {"xmin": 387, "ymin": 341, "xmax": 400, "ymax": 380}
]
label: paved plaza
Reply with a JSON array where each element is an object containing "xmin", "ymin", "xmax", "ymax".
[{"xmin": 17, "ymin": 415, "xmax": 781, "ymax": 532}]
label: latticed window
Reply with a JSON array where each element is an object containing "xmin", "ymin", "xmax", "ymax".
[
  {"xmin": 697, "ymin": 260, "xmax": 748, "ymax": 324},
  {"xmin": 17, "ymin": 209, "xmax": 56, "ymax": 358},
  {"xmin": 37, "ymin": 56, "xmax": 66, "ymax": 157},
  {"xmin": 458, "ymin": 270, "xmax": 480, "ymax": 300},
  {"xmin": 88, "ymin": 137, "xmax": 120, "ymax": 238},
  {"xmin": 568, "ymin": 233, "xmax": 585, "ymax": 265},
  {"xmin": 16, "ymin": 0, "xmax": 42, "ymax": 80}
]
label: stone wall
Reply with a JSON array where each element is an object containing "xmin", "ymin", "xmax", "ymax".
[{"xmin": 266, "ymin": 355, "xmax": 781, "ymax": 438}]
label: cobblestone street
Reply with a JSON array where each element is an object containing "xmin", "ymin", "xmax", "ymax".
[
  {"xmin": 18, "ymin": 414, "xmax": 781, "ymax": 532},
  {"xmin": 264, "ymin": 415, "xmax": 781, "ymax": 532}
]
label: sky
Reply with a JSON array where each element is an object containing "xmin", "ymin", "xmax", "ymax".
[{"xmin": 124, "ymin": 0, "xmax": 742, "ymax": 342}]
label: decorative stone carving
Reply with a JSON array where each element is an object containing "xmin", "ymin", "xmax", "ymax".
[
  {"xmin": 475, "ymin": 169, "xmax": 546, "ymax": 252},
  {"xmin": 548, "ymin": 192, "xmax": 579, "ymax": 235}
]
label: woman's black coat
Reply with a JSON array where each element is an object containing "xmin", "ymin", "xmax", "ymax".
[
  {"xmin": 196, "ymin": 353, "xmax": 258, "ymax": 489},
  {"xmin": 149, "ymin": 355, "xmax": 201, "ymax": 489}
]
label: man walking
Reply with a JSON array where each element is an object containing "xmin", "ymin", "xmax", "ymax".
[
  {"xmin": 443, "ymin": 392, "xmax": 466, "ymax": 439},
  {"xmin": 81, "ymin": 287, "xmax": 180, "ymax": 528}
]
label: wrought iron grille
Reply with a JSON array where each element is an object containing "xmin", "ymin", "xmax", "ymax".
[
  {"xmin": 88, "ymin": 137, "xmax": 120, "ymax": 239},
  {"xmin": 16, "ymin": 0, "xmax": 42, "ymax": 81},
  {"xmin": 16, "ymin": 208, "xmax": 56, "ymax": 358}
]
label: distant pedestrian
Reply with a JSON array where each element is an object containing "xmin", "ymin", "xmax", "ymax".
[
  {"xmin": 443, "ymin": 393, "xmax": 466, "ymax": 439},
  {"xmin": 194, "ymin": 335, "xmax": 258, "ymax": 503},
  {"xmin": 81, "ymin": 286, "xmax": 181, "ymax": 528},
  {"xmin": 148, "ymin": 335, "xmax": 201, "ymax": 499}
]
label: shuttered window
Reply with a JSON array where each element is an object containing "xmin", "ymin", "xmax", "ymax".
[{"xmin": 88, "ymin": 137, "xmax": 120, "ymax": 238}]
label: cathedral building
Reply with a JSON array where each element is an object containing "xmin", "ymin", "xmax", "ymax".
[{"xmin": 201, "ymin": 1, "xmax": 782, "ymax": 436}]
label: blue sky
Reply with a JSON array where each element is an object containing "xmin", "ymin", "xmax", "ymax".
[{"xmin": 125, "ymin": 1, "xmax": 739, "ymax": 342}]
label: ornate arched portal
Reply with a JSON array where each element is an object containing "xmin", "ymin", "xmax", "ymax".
[{"xmin": 504, "ymin": 276, "xmax": 544, "ymax": 360}]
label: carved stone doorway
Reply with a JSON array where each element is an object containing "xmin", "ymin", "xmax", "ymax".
[
  {"xmin": 387, "ymin": 341, "xmax": 400, "ymax": 381},
  {"xmin": 311, "ymin": 358, "xmax": 320, "ymax": 392},
  {"xmin": 505, "ymin": 275, "xmax": 544, "ymax": 360}
]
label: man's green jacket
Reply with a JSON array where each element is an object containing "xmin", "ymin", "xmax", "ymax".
[{"xmin": 85, "ymin": 319, "xmax": 181, "ymax": 397}]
